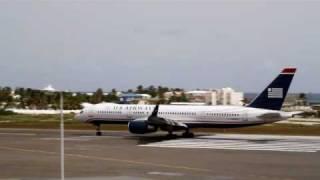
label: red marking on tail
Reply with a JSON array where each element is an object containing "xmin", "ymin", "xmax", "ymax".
[{"xmin": 282, "ymin": 68, "xmax": 296, "ymax": 74}]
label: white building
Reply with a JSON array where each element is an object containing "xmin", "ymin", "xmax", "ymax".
[
  {"xmin": 186, "ymin": 88, "xmax": 244, "ymax": 106},
  {"xmin": 119, "ymin": 93, "xmax": 152, "ymax": 103},
  {"xmin": 215, "ymin": 87, "xmax": 244, "ymax": 106}
]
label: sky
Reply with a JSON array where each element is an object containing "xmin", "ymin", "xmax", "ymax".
[{"xmin": 0, "ymin": 0, "xmax": 319, "ymax": 93}]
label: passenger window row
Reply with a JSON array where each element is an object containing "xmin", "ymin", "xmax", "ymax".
[
  {"xmin": 206, "ymin": 113, "xmax": 240, "ymax": 117},
  {"xmin": 97, "ymin": 111, "xmax": 121, "ymax": 114},
  {"xmin": 159, "ymin": 112, "xmax": 196, "ymax": 115},
  {"xmin": 96, "ymin": 110, "xmax": 197, "ymax": 116}
]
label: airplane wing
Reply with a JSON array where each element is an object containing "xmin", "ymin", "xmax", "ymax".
[{"xmin": 147, "ymin": 104, "xmax": 188, "ymax": 130}]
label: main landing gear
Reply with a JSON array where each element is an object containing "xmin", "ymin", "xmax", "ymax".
[
  {"xmin": 166, "ymin": 129, "xmax": 195, "ymax": 138},
  {"xmin": 166, "ymin": 131, "xmax": 178, "ymax": 139},
  {"xmin": 95, "ymin": 124, "xmax": 102, "ymax": 136},
  {"xmin": 182, "ymin": 129, "xmax": 194, "ymax": 138}
]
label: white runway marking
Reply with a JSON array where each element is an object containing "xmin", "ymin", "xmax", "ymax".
[
  {"xmin": 147, "ymin": 171, "xmax": 184, "ymax": 177},
  {"xmin": 140, "ymin": 134, "xmax": 320, "ymax": 153}
]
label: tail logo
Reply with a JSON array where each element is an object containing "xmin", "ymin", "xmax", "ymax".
[{"xmin": 268, "ymin": 88, "xmax": 283, "ymax": 99}]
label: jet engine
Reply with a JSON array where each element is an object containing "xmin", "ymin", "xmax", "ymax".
[{"xmin": 128, "ymin": 120, "xmax": 158, "ymax": 134}]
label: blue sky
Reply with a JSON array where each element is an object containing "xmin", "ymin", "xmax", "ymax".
[{"xmin": 0, "ymin": 0, "xmax": 319, "ymax": 92}]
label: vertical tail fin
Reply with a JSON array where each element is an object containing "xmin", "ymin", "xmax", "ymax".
[{"xmin": 248, "ymin": 68, "xmax": 296, "ymax": 110}]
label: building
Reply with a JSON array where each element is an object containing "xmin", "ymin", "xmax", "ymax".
[
  {"xmin": 185, "ymin": 91, "xmax": 212, "ymax": 104},
  {"xmin": 215, "ymin": 87, "xmax": 244, "ymax": 106},
  {"xmin": 186, "ymin": 88, "xmax": 244, "ymax": 106},
  {"xmin": 119, "ymin": 93, "xmax": 152, "ymax": 104},
  {"xmin": 163, "ymin": 91, "xmax": 183, "ymax": 100}
]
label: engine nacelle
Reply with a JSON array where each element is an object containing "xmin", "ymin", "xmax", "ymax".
[{"xmin": 128, "ymin": 120, "xmax": 158, "ymax": 134}]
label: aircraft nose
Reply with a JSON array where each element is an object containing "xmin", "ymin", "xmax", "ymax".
[
  {"xmin": 74, "ymin": 111, "xmax": 84, "ymax": 122},
  {"xmin": 74, "ymin": 113, "xmax": 80, "ymax": 120}
]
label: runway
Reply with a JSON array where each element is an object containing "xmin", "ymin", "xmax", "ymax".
[
  {"xmin": 141, "ymin": 134, "xmax": 320, "ymax": 153},
  {"xmin": 0, "ymin": 128, "xmax": 319, "ymax": 180}
]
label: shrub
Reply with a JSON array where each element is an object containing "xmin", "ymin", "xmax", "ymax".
[{"xmin": 0, "ymin": 109, "xmax": 16, "ymax": 115}]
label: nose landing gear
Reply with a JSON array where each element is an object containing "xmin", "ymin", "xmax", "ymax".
[{"xmin": 94, "ymin": 124, "xmax": 102, "ymax": 136}]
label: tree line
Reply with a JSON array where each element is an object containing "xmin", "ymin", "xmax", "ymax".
[{"xmin": 0, "ymin": 85, "xmax": 189, "ymax": 110}]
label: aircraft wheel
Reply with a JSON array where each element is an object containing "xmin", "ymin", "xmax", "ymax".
[
  {"xmin": 166, "ymin": 133, "xmax": 178, "ymax": 139},
  {"xmin": 96, "ymin": 131, "xmax": 102, "ymax": 136},
  {"xmin": 182, "ymin": 132, "xmax": 194, "ymax": 138},
  {"xmin": 95, "ymin": 124, "xmax": 102, "ymax": 136}
]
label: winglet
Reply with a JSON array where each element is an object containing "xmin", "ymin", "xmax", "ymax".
[{"xmin": 151, "ymin": 103, "xmax": 160, "ymax": 117}]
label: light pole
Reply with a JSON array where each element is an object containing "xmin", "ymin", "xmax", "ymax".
[{"xmin": 60, "ymin": 91, "xmax": 64, "ymax": 180}]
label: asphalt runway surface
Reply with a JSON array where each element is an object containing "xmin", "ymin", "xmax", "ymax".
[{"xmin": 0, "ymin": 128, "xmax": 319, "ymax": 180}]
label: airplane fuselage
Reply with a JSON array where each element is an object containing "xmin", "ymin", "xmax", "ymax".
[{"xmin": 76, "ymin": 103, "xmax": 291, "ymax": 128}]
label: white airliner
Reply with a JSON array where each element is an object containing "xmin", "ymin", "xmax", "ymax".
[{"xmin": 75, "ymin": 68, "xmax": 299, "ymax": 137}]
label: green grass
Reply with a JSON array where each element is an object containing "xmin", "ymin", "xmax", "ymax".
[
  {"xmin": 0, "ymin": 114, "xmax": 127, "ymax": 130},
  {"xmin": 0, "ymin": 114, "xmax": 320, "ymax": 136}
]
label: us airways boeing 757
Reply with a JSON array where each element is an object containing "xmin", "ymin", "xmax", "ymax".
[{"xmin": 75, "ymin": 68, "xmax": 299, "ymax": 137}]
